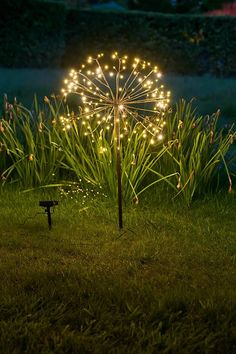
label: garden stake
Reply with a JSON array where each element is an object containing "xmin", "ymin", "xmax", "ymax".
[
  {"xmin": 114, "ymin": 104, "xmax": 123, "ymax": 229},
  {"xmin": 39, "ymin": 201, "xmax": 58, "ymax": 230}
]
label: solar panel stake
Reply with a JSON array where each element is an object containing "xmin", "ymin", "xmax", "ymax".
[{"xmin": 39, "ymin": 201, "xmax": 58, "ymax": 230}]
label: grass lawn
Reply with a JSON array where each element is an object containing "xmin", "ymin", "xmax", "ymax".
[{"xmin": 0, "ymin": 189, "xmax": 235, "ymax": 353}]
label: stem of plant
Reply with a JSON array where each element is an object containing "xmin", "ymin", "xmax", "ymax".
[{"xmin": 114, "ymin": 105, "xmax": 123, "ymax": 229}]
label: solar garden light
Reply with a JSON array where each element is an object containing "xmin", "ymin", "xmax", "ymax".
[{"xmin": 61, "ymin": 52, "xmax": 170, "ymax": 229}]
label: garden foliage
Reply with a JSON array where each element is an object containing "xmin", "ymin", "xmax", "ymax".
[
  {"xmin": 63, "ymin": 9, "xmax": 236, "ymax": 76},
  {"xmin": 0, "ymin": 97, "xmax": 235, "ymax": 205},
  {"xmin": 0, "ymin": 0, "xmax": 65, "ymax": 67}
]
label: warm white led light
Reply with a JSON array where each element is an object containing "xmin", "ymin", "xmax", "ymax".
[{"xmin": 61, "ymin": 52, "xmax": 170, "ymax": 141}]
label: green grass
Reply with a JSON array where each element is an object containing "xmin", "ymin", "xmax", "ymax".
[{"xmin": 0, "ymin": 189, "xmax": 235, "ymax": 353}]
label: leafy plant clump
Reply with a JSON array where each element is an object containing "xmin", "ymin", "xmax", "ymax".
[
  {"xmin": 0, "ymin": 96, "xmax": 235, "ymax": 205},
  {"xmin": 159, "ymin": 100, "xmax": 236, "ymax": 204}
]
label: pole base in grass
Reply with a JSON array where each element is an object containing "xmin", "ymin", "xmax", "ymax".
[{"xmin": 39, "ymin": 201, "xmax": 58, "ymax": 230}]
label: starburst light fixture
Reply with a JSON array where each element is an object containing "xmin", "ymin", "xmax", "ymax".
[{"xmin": 61, "ymin": 52, "xmax": 171, "ymax": 229}]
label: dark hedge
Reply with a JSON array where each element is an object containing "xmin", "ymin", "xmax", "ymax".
[
  {"xmin": 62, "ymin": 10, "xmax": 236, "ymax": 76},
  {"xmin": 1, "ymin": 3, "xmax": 236, "ymax": 75},
  {"xmin": 0, "ymin": 0, "xmax": 65, "ymax": 67}
]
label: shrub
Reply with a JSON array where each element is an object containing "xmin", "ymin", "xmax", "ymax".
[
  {"xmin": 0, "ymin": 2, "xmax": 236, "ymax": 75},
  {"xmin": 202, "ymin": 0, "xmax": 228, "ymax": 11},
  {"xmin": 0, "ymin": 0, "xmax": 65, "ymax": 67},
  {"xmin": 175, "ymin": 0, "xmax": 201, "ymax": 13},
  {"xmin": 127, "ymin": 0, "xmax": 174, "ymax": 12},
  {"xmin": 0, "ymin": 96, "xmax": 64, "ymax": 187},
  {"xmin": 1, "ymin": 97, "xmax": 235, "ymax": 205},
  {"xmin": 157, "ymin": 100, "xmax": 236, "ymax": 204},
  {"xmin": 63, "ymin": 10, "xmax": 236, "ymax": 76}
]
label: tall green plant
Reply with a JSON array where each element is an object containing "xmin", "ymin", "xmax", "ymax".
[
  {"xmin": 1, "ymin": 96, "xmax": 235, "ymax": 207},
  {"xmin": 158, "ymin": 100, "xmax": 236, "ymax": 205},
  {"xmin": 0, "ymin": 96, "xmax": 64, "ymax": 188},
  {"xmin": 52, "ymin": 115, "xmax": 173, "ymax": 204}
]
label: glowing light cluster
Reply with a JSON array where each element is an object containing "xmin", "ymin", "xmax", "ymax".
[
  {"xmin": 59, "ymin": 182, "xmax": 107, "ymax": 205},
  {"xmin": 61, "ymin": 52, "xmax": 171, "ymax": 143}
]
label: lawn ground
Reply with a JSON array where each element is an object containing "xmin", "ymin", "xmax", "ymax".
[{"xmin": 0, "ymin": 189, "xmax": 235, "ymax": 353}]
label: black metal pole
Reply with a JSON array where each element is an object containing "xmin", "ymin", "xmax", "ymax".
[
  {"xmin": 114, "ymin": 105, "xmax": 123, "ymax": 229},
  {"xmin": 46, "ymin": 206, "xmax": 52, "ymax": 230},
  {"xmin": 116, "ymin": 144, "xmax": 123, "ymax": 229}
]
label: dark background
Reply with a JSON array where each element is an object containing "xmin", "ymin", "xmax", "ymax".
[{"xmin": 1, "ymin": 0, "xmax": 236, "ymax": 76}]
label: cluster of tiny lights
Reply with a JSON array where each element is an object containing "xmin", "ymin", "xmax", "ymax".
[
  {"xmin": 59, "ymin": 182, "xmax": 107, "ymax": 205},
  {"xmin": 61, "ymin": 52, "xmax": 171, "ymax": 143}
]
